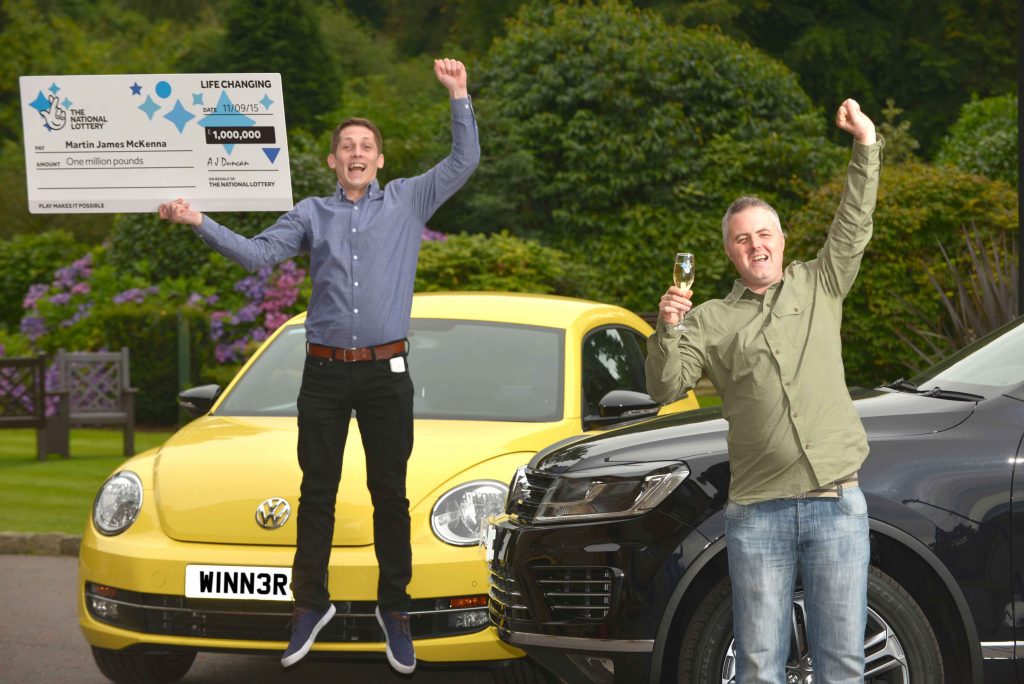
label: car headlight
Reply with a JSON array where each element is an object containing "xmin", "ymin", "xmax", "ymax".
[
  {"xmin": 92, "ymin": 471, "xmax": 143, "ymax": 536},
  {"xmin": 431, "ymin": 480, "xmax": 509, "ymax": 546},
  {"xmin": 534, "ymin": 462, "xmax": 689, "ymax": 523}
]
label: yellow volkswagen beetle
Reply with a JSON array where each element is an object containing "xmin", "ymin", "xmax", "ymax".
[{"xmin": 79, "ymin": 292, "xmax": 697, "ymax": 683}]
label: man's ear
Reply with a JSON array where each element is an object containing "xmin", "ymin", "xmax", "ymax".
[
  {"xmin": 326, "ymin": 154, "xmax": 337, "ymax": 170},
  {"xmin": 377, "ymin": 154, "xmax": 385, "ymax": 169}
]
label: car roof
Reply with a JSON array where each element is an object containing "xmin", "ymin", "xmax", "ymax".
[{"xmin": 283, "ymin": 291, "xmax": 650, "ymax": 331}]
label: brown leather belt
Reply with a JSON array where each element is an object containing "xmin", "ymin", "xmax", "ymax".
[
  {"xmin": 306, "ymin": 339, "xmax": 406, "ymax": 362},
  {"xmin": 793, "ymin": 473, "xmax": 859, "ymax": 499}
]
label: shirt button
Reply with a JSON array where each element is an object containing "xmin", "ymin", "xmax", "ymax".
[
  {"xmin": 354, "ymin": 309, "xmax": 359, "ymax": 314},
  {"xmin": 354, "ymin": 281, "xmax": 359, "ymax": 286},
  {"xmin": 804, "ymin": 443, "xmax": 811, "ymax": 450},
  {"xmin": 354, "ymin": 206, "xmax": 359, "ymax": 210},
  {"xmin": 351, "ymin": 228, "xmax": 356, "ymax": 233},
  {"xmin": 353, "ymin": 335, "xmax": 358, "ymax": 341},
  {"xmin": 353, "ymin": 255, "xmax": 359, "ymax": 260}
]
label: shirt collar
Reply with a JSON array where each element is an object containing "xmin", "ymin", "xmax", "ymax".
[
  {"xmin": 725, "ymin": 276, "xmax": 783, "ymax": 303},
  {"xmin": 335, "ymin": 179, "xmax": 382, "ymax": 202}
]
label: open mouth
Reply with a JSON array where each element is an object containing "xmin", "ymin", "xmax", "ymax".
[
  {"xmin": 752, "ymin": 254, "xmax": 768, "ymax": 263},
  {"xmin": 348, "ymin": 163, "xmax": 367, "ymax": 172}
]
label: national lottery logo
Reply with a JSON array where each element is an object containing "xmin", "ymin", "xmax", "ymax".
[{"xmin": 27, "ymin": 81, "xmax": 108, "ymax": 133}]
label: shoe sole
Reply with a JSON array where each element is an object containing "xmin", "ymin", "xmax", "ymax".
[
  {"xmin": 281, "ymin": 603, "xmax": 337, "ymax": 668},
  {"xmin": 375, "ymin": 606, "xmax": 417, "ymax": 674}
]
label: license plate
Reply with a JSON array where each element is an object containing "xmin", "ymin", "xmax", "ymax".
[{"xmin": 185, "ymin": 564, "xmax": 293, "ymax": 601}]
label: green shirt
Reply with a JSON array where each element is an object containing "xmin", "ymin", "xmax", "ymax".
[{"xmin": 646, "ymin": 139, "xmax": 883, "ymax": 504}]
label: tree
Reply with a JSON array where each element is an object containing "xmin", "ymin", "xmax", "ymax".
[
  {"xmin": 664, "ymin": 0, "xmax": 1018, "ymax": 157},
  {"xmin": 935, "ymin": 93, "xmax": 1018, "ymax": 187},
  {"xmin": 214, "ymin": 0, "xmax": 340, "ymax": 133},
  {"xmin": 464, "ymin": 0, "xmax": 843, "ymax": 309}
]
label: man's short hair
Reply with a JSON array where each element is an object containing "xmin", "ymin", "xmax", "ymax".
[
  {"xmin": 721, "ymin": 196, "xmax": 783, "ymax": 244},
  {"xmin": 331, "ymin": 117, "xmax": 382, "ymax": 156}
]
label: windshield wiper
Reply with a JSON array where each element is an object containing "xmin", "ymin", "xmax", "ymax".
[
  {"xmin": 922, "ymin": 386, "xmax": 984, "ymax": 402},
  {"xmin": 883, "ymin": 377, "xmax": 983, "ymax": 402},
  {"xmin": 884, "ymin": 378, "xmax": 919, "ymax": 393}
]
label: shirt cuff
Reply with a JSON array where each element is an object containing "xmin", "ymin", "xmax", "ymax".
[
  {"xmin": 851, "ymin": 135, "xmax": 884, "ymax": 163},
  {"xmin": 451, "ymin": 95, "xmax": 475, "ymax": 119}
]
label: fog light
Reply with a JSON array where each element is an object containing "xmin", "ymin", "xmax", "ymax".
[
  {"xmin": 449, "ymin": 608, "xmax": 489, "ymax": 629},
  {"xmin": 89, "ymin": 596, "xmax": 119, "ymax": 620},
  {"xmin": 450, "ymin": 595, "xmax": 488, "ymax": 609}
]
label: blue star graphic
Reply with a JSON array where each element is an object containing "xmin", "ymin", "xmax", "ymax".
[
  {"xmin": 260, "ymin": 93, "xmax": 274, "ymax": 110},
  {"xmin": 164, "ymin": 99, "xmax": 196, "ymax": 134},
  {"xmin": 62, "ymin": 98, "xmax": 73, "ymax": 108},
  {"xmin": 48, "ymin": 83, "xmax": 60, "ymax": 95},
  {"xmin": 138, "ymin": 95, "xmax": 161, "ymax": 120},
  {"xmin": 130, "ymin": 82, "xmax": 142, "ymax": 96},
  {"xmin": 29, "ymin": 91, "xmax": 51, "ymax": 113},
  {"xmin": 192, "ymin": 93, "xmax": 204, "ymax": 105}
]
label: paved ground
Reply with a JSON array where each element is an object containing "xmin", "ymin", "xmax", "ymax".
[{"xmin": 0, "ymin": 554, "xmax": 505, "ymax": 683}]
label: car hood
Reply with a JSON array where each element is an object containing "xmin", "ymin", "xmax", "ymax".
[
  {"xmin": 533, "ymin": 389, "xmax": 975, "ymax": 474},
  {"xmin": 155, "ymin": 415, "xmax": 562, "ymax": 546}
]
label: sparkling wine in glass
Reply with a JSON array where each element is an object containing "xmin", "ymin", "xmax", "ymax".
[{"xmin": 671, "ymin": 252, "xmax": 695, "ymax": 332}]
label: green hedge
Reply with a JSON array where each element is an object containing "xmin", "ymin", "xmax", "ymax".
[
  {"xmin": 788, "ymin": 160, "xmax": 1018, "ymax": 387},
  {"xmin": 85, "ymin": 305, "xmax": 211, "ymax": 426},
  {"xmin": 416, "ymin": 232, "xmax": 600, "ymax": 298}
]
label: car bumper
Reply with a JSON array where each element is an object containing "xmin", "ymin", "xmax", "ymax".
[
  {"xmin": 485, "ymin": 512, "xmax": 704, "ymax": 683},
  {"xmin": 79, "ymin": 523, "xmax": 522, "ymax": 663}
]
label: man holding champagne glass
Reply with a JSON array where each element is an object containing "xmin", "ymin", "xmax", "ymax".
[{"xmin": 646, "ymin": 99, "xmax": 881, "ymax": 683}]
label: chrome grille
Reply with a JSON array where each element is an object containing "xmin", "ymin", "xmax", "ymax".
[
  {"xmin": 488, "ymin": 562, "xmax": 531, "ymax": 626},
  {"xmin": 506, "ymin": 468, "xmax": 555, "ymax": 522},
  {"xmin": 534, "ymin": 566, "xmax": 619, "ymax": 622}
]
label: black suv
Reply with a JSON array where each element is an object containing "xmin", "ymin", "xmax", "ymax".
[{"xmin": 485, "ymin": 316, "xmax": 1024, "ymax": 684}]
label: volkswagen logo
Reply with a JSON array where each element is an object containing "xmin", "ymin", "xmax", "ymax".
[{"xmin": 255, "ymin": 497, "xmax": 291, "ymax": 530}]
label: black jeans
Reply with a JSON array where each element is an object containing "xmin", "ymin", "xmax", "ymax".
[{"xmin": 291, "ymin": 353, "xmax": 414, "ymax": 612}]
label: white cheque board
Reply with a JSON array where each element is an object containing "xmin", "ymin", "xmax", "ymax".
[{"xmin": 19, "ymin": 73, "xmax": 293, "ymax": 214}]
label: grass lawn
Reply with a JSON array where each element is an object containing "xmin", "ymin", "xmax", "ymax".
[{"xmin": 0, "ymin": 427, "xmax": 174, "ymax": 535}]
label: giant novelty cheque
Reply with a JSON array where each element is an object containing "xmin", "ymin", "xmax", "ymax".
[{"xmin": 20, "ymin": 73, "xmax": 293, "ymax": 214}]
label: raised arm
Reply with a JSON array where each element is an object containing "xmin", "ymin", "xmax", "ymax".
[
  {"xmin": 817, "ymin": 99, "xmax": 882, "ymax": 297},
  {"xmin": 403, "ymin": 58, "xmax": 480, "ymax": 221}
]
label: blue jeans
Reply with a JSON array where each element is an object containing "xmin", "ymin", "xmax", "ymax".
[{"xmin": 725, "ymin": 488, "xmax": 869, "ymax": 684}]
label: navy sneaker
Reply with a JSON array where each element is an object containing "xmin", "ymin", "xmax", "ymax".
[
  {"xmin": 281, "ymin": 603, "xmax": 336, "ymax": 668},
  {"xmin": 375, "ymin": 606, "xmax": 416, "ymax": 674}
]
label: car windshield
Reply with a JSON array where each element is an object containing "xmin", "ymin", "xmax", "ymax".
[
  {"xmin": 215, "ymin": 319, "xmax": 565, "ymax": 421},
  {"xmin": 909, "ymin": 316, "xmax": 1024, "ymax": 398}
]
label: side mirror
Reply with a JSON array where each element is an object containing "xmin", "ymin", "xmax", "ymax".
[
  {"xmin": 584, "ymin": 389, "xmax": 660, "ymax": 429},
  {"xmin": 177, "ymin": 384, "xmax": 223, "ymax": 419}
]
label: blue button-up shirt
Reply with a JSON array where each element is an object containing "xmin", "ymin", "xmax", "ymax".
[{"xmin": 194, "ymin": 98, "xmax": 479, "ymax": 348}]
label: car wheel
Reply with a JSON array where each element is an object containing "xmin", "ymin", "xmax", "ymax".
[
  {"xmin": 677, "ymin": 566, "xmax": 943, "ymax": 683},
  {"xmin": 90, "ymin": 647, "xmax": 196, "ymax": 684},
  {"xmin": 491, "ymin": 656, "xmax": 564, "ymax": 684}
]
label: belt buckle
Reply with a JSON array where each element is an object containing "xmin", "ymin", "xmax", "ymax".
[{"xmin": 340, "ymin": 347, "xmax": 359, "ymax": 362}]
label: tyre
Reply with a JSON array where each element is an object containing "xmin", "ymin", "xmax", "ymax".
[
  {"xmin": 677, "ymin": 566, "xmax": 943, "ymax": 683},
  {"xmin": 90, "ymin": 647, "xmax": 196, "ymax": 684},
  {"xmin": 491, "ymin": 656, "xmax": 564, "ymax": 684}
]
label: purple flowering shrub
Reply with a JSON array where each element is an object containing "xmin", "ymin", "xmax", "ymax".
[{"xmin": 208, "ymin": 260, "xmax": 306, "ymax": 364}]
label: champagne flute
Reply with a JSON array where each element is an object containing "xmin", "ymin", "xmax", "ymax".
[{"xmin": 671, "ymin": 252, "xmax": 695, "ymax": 332}]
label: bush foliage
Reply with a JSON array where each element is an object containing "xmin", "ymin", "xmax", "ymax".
[
  {"xmin": 788, "ymin": 160, "xmax": 1018, "ymax": 387},
  {"xmin": 0, "ymin": 229, "xmax": 79, "ymax": 331},
  {"xmin": 935, "ymin": 93, "xmax": 1018, "ymax": 187},
  {"xmin": 415, "ymin": 231, "xmax": 599, "ymax": 298},
  {"xmin": 467, "ymin": 0, "xmax": 844, "ymax": 310}
]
